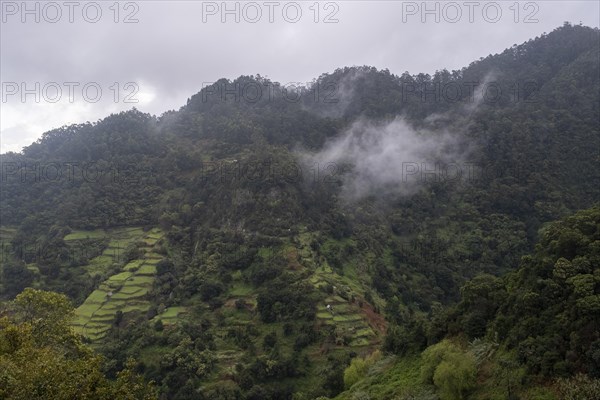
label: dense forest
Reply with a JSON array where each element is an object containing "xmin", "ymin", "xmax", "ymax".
[{"xmin": 0, "ymin": 23, "xmax": 599, "ymax": 399}]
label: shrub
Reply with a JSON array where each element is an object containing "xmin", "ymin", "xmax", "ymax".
[{"xmin": 343, "ymin": 350, "xmax": 382, "ymax": 389}]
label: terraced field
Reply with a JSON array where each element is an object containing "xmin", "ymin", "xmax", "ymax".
[
  {"xmin": 64, "ymin": 227, "xmax": 147, "ymax": 275},
  {"xmin": 72, "ymin": 227, "xmax": 165, "ymax": 341},
  {"xmin": 285, "ymin": 232, "xmax": 385, "ymax": 349},
  {"xmin": 305, "ymin": 244, "xmax": 384, "ymax": 348},
  {"xmin": 314, "ymin": 288, "xmax": 379, "ymax": 347},
  {"xmin": 240, "ymin": 231, "xmax": 382, "ymax": 353},
  {"xmin": 64, "ymin": 229, "xmax": 107, "ymax": 241},
  {"xmin": 152, "ymin": 306, "xmax": 188, "ymax": 325}
]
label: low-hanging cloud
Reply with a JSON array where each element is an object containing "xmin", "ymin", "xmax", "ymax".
[
  {"xmin": 302, "ymin": 116, "xmax": 471, "ymax": 201},
  {"xmin": 300, "ymin": 73, "xmax": 505, "ymax": 201}
]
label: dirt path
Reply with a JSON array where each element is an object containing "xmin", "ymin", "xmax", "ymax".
[{"xmin": 361, "ymin": 303, "xmax": 387, "ymax": 336}]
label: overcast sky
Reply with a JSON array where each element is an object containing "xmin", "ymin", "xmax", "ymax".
[{"xmin": 1, "ymin": 0, "xmax": 598, "ymax": 153}]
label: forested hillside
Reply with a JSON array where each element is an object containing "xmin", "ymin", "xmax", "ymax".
[
  {"xmin": 336, "ymin": 206, "xmax": 600, "ymax": 400},
  {"xmin": 0, "ymin": 23, "xmax": 598, "ymax": 399}
]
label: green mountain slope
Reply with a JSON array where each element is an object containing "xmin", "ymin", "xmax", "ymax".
[
  {"xmin": 0, "ymin": 23, "xmax": 599, "ymax": 399},
  {"xmin": 336, "ymin": 206, "xmax": 600, "ymax": 400}
]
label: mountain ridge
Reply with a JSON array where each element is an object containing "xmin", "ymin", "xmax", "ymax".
[{"xmin": 0, "ymin": 23, "xmax": 599, "ymax": 399}]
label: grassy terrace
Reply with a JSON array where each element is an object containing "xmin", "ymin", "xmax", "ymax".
[
  {"xmin": 307, "ymin": 240, "xmax": 382, "ymax": 348},
  {"xmin": 72, "ymin": 227, "xmax": 166, "ymax": 341},
  {"xmin": 64, "ymin": 229, "xmax": 107, "ymax": 241},
  {"xmin": 152, "ymin": 306, "xmax": 188, "ymax": 325}
]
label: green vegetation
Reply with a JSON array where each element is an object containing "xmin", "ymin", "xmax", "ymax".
[
  {"xmin": 336, "ymin": 207, "xmax": 600, "ymax": 399},
  {"xmin": 63, "ymin": 229, "xmax": 106, "ymax": 241},
  {"xmin": 343, "ymin": 350, "xmax": 382, "ymax": 388},
  {"xmin": 0, "ymin": 288, "xmax": 157, "ymax": 399},
  {"xmin": 72, "ymin": 229, "xmax": 165, "ymax": 341},
  {"xmin": 0, "ymin": 23, "xmax": 598, "ymax": 399}
]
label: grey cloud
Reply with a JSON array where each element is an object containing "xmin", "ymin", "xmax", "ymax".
[
  {"xmin": 301, "ymin": 116, "xmax": 469, "ymax": 201},
  {"xmin": 300, "ymin": 75, "xmax": 504, "ymax": 201},
  {"xmin": 1, "ymin": 1, "xmax": 598, "ymax": 153}
]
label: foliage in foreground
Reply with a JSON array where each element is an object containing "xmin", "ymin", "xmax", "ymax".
[
  {"xmin": 336, "ymin": 206, "xmax": 600, "ymax": 400},
  {"xmin": 0, "ymin": 288, "xmax": 157, "ymax": 400}
]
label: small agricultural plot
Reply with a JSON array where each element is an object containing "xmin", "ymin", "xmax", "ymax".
[
  {"xmin": 136, "ymin": 264, "xmax": 157, "ymax": 275},
  {"xmin": 311, "ymin": 267, "xmax": 381, "ymax": 349},
  {"xmin": 123, "ymin": 260, "xmax": 144, "ymax": 271},
  {"xmin": 66, "ymin": 227, "xmax": 149, "ymax": 277},
  {"xmin": 64, "ymin": 229, "xmax": 107, "ymax": 241},
  {"xmin": 72, "ymin": 228, "xmax": 166, "ymax": 341},
  {"xmin": 152, "ymin": 306, "xmax": 188, "ymax": 325}
]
